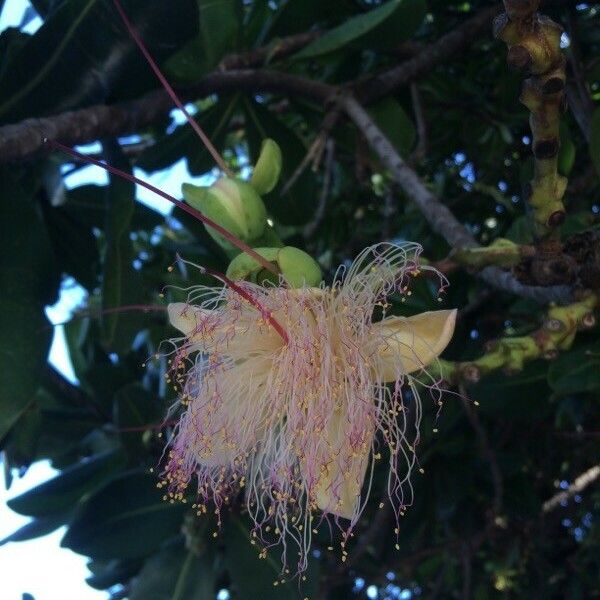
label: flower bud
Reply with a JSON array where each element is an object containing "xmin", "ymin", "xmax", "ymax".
[
  {"xmin": 226, "ymin": 246, "xmax": 322, "ymax": 288},
  {"xmin": 250, "ymin": 139, "xmax": 282, "ymax": 195},
  {"xmin": 182, "ymin": 178, "xmax": 267, "ymax": 251}
]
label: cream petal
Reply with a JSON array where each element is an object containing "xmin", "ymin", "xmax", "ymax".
[
  {"xmin": 312, "ymin": 405, "xmax": 375, "ymax": 520},
  {"xmin": 371, "ymin": 309, "xmax": 457, "ymax": 381},
  {"xmin": 188, "ymin": 359, "xmax": 274, "ymax": 468},
  {"xmin": 167, "ymin": 303, "xmax": 212, "ymax": 339}
]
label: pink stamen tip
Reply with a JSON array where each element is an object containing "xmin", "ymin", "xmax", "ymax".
[
  {"xmin": 45, "ymin": 139, "xmax": 279, "ymax": 277},
  {"xmin": 111, "ymin": 0, "xmax": 232, "ymax": 177}
]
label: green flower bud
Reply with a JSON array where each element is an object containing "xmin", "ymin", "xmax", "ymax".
[
  {"xmin": 182, "ymin": 178, "xmax": 267, "ymax": 252},
  {"xmin": 250, "ymin": 139, "xmax": 282, "ymax": 195},
  {"xmin": 226, "ymin": 246, "xmax": 322, "ymax": 288}
]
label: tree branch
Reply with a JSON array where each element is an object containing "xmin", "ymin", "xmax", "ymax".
[
  {"xmin": 0, "ymin": 2, "xmax": 508, "ymax": 164},
  {"xmin": 338, "ymin": 94, "xmax": 573, "ymax": 303},
  {"xmin": 542, "ymin": 464, "xmax": 600, "ymax": 513},
  {"xmin": 356, "ymin": 5, "xmax": 500, "ymax": 103},
  {"xmin": 218, "ymin": 31, "xmax": 322, "ymax": 70}
]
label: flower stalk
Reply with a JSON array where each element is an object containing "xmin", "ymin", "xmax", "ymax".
[
  {"xmin": 433, "ymin": 292, "xmax": 597, "ymax": 384},
  {"xmin": 494, "ymin": 0, "xmax": 568, "ymax": 238}
]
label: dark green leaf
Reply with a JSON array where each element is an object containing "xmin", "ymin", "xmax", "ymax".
[
  {"xmin": 0, "ymin": 0, "xmax": 199, "ymax": 123},
  {"xmin": 100, "ymin": 142, "xmax": 146, "ymax": 352},
  {"xmin": 224, "ymin": 516, "xmax": 320, "ymax": 599},
  {"xmin": 86, "ymin": 558, "xmax": 144, "ymax": 591},
  {"xmin": 369, "ymin": 97, "xmax": 416, "ymax": 158},
  {"xmin": 548, "ymin": 341, "xmax": 600, "ymax": 394},
  {"xmin": 137, "ymin": 96, "xmax": 239, "ymax": 175},
  {"xmin": 293, "ymin": 0, "xmax": 425, "ymax": 59},
  {"xmin": 244, "ymin": 98, "xmax": 317, "ymax": 225},
  {"xmin": 0, "ymin": 170, "xmax": 59, "ymax": 442},
  {"xmin": 44, "ymin": 204, "xmax": 100, "ymax": 291},
  {"xmin": 114, "ymin": 383, "xmax": 162, "ymax": 458},
  {"xmin": 166, "ymin": 0, "xmax": 240, "ymax": 82},
  {"xmin": 61, "ymin": 470, "xmax": 186, "ymax": 559},
  {"xmin": 130, "ymin": 540, "xmax": 215, "ymax": 600},
  {"xmin": 7, "ymin": 450, "xmax": 123, "ymax": 517},
  {"xmin": 590, "ymin": 107, "xmax": 600, "ymax": 177},
  {"xmin": 0, "ymin": 513, "xmax": 67, "ymax": 546}
]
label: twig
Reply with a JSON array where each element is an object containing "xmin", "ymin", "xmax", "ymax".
[
  {"xmin": 303, "ymin": 139, "xmax": 335, "ymax": 238},
  {"xmin": 219, "ymin": 31, "xmax": 322, "ymax": 70},
  {"xmin": 356, "ymin": 5, "xmax": 500, "ymax": 102},
  {"xmin": 459, "ymin": 385, "xmax": 503, "ymax": 515},
  {"xmin": 281, "ymin": 108, "xmax": 340, "ymax": 196},
  {"xmin": 338, "ymin": 94, "xmax": 572, "ymax": 304},
  {"xmin": 0, "ymin": 3, "xmax": 507, "ymax": 164},
  {"xmin": 461, "ymin": 542, "xmax": 473, "ymax": 600},
  {"xmin": 0, "ymin": 71, "xmax": 335, "ymax": 164},
  {"xmin": 542, "ymin": 464, "xmax": 600, "ymax": 512},
  {"xmin": 409, "ymin": 83, "xmax": 428, "ymax": 164}
]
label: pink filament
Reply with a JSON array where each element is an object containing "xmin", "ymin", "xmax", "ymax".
[
  {"xmin": 45, "ymin": 139, "xmax": 279, "ymax": 277},
  {"xmin": 112, "ymin": 0, "xmax": 232, "ymax": 176}
]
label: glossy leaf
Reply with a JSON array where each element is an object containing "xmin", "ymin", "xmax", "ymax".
[
  {"xmin": 100, "ymin": 142, "xmax": 146, "ymax": 352},
  {"xmin": 0, "ymin": 171, "xmax": 59, "ymax": 443},
  {"xmin": 0, "ymin": 513, "xmax": 67, "ymax": 546},
  {"xmin": 591, "ymin": 107, "xmax": 600, "ymax": 177},
  {"xmin": 61, "ymin": 470, "xmax": 186, "ymax": 559},
  {"xmin": 0, "ymin": 0, "xmax": 198, "ymax": 123},
  {"xmin": 293, "ymin": 0, "xmax": 425, "ymax": 59},
  {"xmin": 548, "ymin": 341, "xmax": 600, "ymax": 394},
  {"xmin": 7, "ymin": 450, "xmax": 123, "ymax": 517},
  {"xmin": 369, "ymin": 97, "xmax": 416, "ymax": 158},
  {"xmin": 224, "ymin": 516, "xmax": 320, "ymax": 599},
  {"xmin": 166, "ymin": 0, "xmax": 240, "ymax": 82},
  {"xmin": 130, "ymin": 540, "xmax": 215, "ymax": 600}
]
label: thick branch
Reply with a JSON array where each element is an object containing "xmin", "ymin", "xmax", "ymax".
[
  {"xmin": 0, "ymin": 70, "xmax": 334, "ymax": 163},
  {"xmin": 0, "ymin": 3, "xmax": 505, "ymax": 164},
  {"xmin": 219, "ymin": 31, "xmax": 322, "ymax": 70},
  {"xmin": 542, "ymin": 464, "xmax": 600, "ymax": 512},
  {"xmin": 339, "ymin": 94, "xmax": 572, "ymax": 304},
  {"xmin": 356, "ymin": 5, "xmax": 500, "ymax": 102}
]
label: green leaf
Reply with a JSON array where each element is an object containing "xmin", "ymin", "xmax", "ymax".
[
  {"xmin": 100, "ymin": 142, "xmax": 145, "ymax": 352},
  {"xmin": 505, "ymin": 215, "xmax": 533, "ymax": 244},
  {"xmin": 7, "ymin": 450, "xmax": 124, "ymax": 517},
  {"xmin": 369, "ymin": 97, "xmax": 416, "ymax": 158},
  {"xmin": 3, "ymin": 404, "xmax": 42, "ymax": 469},
  {"xmin": 266, "ymin": 0, "xmax": 357, "ymax": 38},
  {"xmin": 558, "ymin": 121, "xmax": 576, "ymax": 176},
  {"xmin": 137, "ymin": 96, "xmax": 239, "ymax": 176},
  {"xmin": 130, "ymin": 540, "xmax": 215, "ymax": 600},
  {"xmin": 44, "ymin": 204, "xmax": 100, "ymax": 291},
  {"xmin": 86, "ymin": 558, "xmax": 144, "ymax": 591},
  {"xmin": 244, "ymin": 99, "xmax": 317, "ymax": 225},
  {"xmin": 293, "ymin": 0, "xmax": 425, "ymax": 59},
  {"xmin": 590, "ymin": 107, "xmax": 600, "ymax": 177},
  {"xmin": 548, "ymin": 341, "xmax": 600, "ymax": 394},
  {"xmin": 0, "ymin": 170, "xmax": 59, "ymax": 443},
  {"xmin": 223, "ymin": 516, "xmax": 320, "ymax": 599},
  {"xmin": 0, "ymin": 513, "xmax": 67, "ymax": 546},
  {"xmin": 166, "ymin": 0, "xmax": 240, "ymax": 82},
  {"xmin": 61, "ymin": 470, "xmax": 186, "ymax": 559},
  {"xmin": 114, "ymin": 383, "xmax": 162, "ymax": 459},
  {"xmin": 0, "ymin": 0, "xmax": 199, "ymax": 123},
  {"xmin": 471, "ymin": 361, "xmax": 552, "ymax": 421}
]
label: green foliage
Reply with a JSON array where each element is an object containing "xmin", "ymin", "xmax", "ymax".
[
  {"xmin": 293, "ymin": 0, "xmax": 425, "ymax": 59},
  {"xmin": 0, "ymin": 1, "xmax": 599, "ymax": 599}
]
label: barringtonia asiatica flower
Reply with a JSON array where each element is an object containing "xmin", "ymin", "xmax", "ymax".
[{"xmin": 162, "ymin": 243, "xmax": 456, "ymax": 572}]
